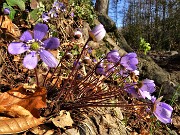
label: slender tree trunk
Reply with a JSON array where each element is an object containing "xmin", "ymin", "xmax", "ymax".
[{"xmin": 95, "ymin": 0, "xmax": 109, "ymax": 15}]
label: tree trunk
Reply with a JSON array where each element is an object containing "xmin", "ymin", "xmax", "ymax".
[{"xmin": 95, "ymin": 0, "xmax": 109, "ymax": 15}]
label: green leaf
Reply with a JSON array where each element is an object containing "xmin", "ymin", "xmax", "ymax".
[
  {"xmin": 3, "ymin": 3, "xmax": 16, "ymax": 20},
  {"xmin": 29, "ymin": 8, "xmax": 39, "ymax": 22},
  {"xmin": 6, "ymin": 0, "xmax": 25, "ymax": 11}
]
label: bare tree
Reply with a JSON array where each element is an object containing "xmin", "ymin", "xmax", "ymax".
[{"xmin": 95, "ymin": 0, "xmax": 109, "ymax": 15}]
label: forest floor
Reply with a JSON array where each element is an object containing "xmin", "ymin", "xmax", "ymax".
[{"xmin": 0, "ymin": 3, "xmax": 179, "ymax": 135}]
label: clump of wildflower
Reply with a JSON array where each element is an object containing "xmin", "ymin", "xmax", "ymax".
[
  {"xmin": 3, "ymin": 8, "xmax": 10, "ymax": 15},
  {"xmin": 152, "ymin": 96, "xmax": 173, "ymax": 124},
  {"xmin": 41, "ymin": 1, "xmax": 66, "ymax": 22},
  {"xmin": 8, "ymin": 23, "xmax": 60, "ymax": 69},
  {"xmin": 42, "ymin": 12, "xmax": 50, "ymax": 22},
  {"xmin": 52, "ymin": 1, "xmax": 66, "ymax": 12},
  {"xmin": 89, "ymin": 24, "xmax": 106, "ymax": 42}
]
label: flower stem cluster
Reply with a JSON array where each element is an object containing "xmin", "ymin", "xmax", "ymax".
[{"xmin": 6, "ymin": 10, "xmax": 173, "ymax": 126}]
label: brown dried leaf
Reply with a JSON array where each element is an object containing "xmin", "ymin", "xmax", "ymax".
[
  {"xmin": 30, "ymin": 0, "xmax": 38, "ymax": 9},
  {"xmin": 52, "ymin": 110, "xmax": 74, "ymax": 129},
  {"xmin": 172, "ymin": 116, "xmax": 180, "ymax": 128},
  {"xmin": 0, "ymin": 15, "xmax": 21, "ymax": 38},
  {"xmin": 0, "ymin": 116, "xmax": 45, "ymax": 134},
  {"xmin": 0, "ymin": 86, "xmax": 47, "ymax": 117},
  {"xmin": 0, "ymin": 104, "xmax": 32, "ymax": 117}
]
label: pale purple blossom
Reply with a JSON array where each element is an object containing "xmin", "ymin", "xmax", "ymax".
[
  {"xmin": 152, "ymin": 96, "xmax": 173, "ymax": 124},
  {"xmin": 3, "ymin": 8, "xmax": 10, "ymax": 15},
  {"xmin": 8, "ymin": 23, "xmax": 60, "ymax": 69},
  {"xmin": 106, "ymin": 50, "xmax": 120, "ymax": 63},
  {"xmin": 89, "ymin": 24, "xmax": 106, "ymax": 41},
  {"xmin": 49, "ymin": 8, "xmax": 58, "ymax": 18},
  {"xmin": 42, "ymin": 12, "xmax": 50, "ymax": 22},
  {"xmin": 138, "ymin": 79, "xmax": 156, "ymax": 99},
  {"xmin": 120, "ymin": 53, "xmax": 138, "ymax": 71},
  {"xmin": 95, "ymin": 63, "xmax": 105, "ymax": 75},
  {"xmin": 52, "ymin": 1, "xmax": 66, "ymax": 12}
]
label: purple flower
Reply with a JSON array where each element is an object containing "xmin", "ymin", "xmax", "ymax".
[
  {"xmin": 52, "ymin": 1, "xmax": 66, "ymax": 12},
  {"xmin": 89, "ymin": 24, "xmax": 106, "ymax": 41},
  {"xmin": 3, "ymin": 8, "xmax": 10, "ymax": 15},
  {"xmin": 8, "ymin": 23, "xmax": 60, "ymax": 69},
  {"xmin": 153, "ymin": 97, "xmax": 173, "ymax": 124},
  {"xmin": 139, "ymin": 79, "xmax": 155, "ymax": 93},
  {"xmin": 106, "ymin": 50, "xmax": 120, "ymax": 63},
  {"xmin": 120, "ymin": 53, "xmax": 138, "ymax": 71},
  {"xmin": 49, "ymin": 9, "xmax": 58, "ymax": 18},
  {"xmin": 70, "ymin": 12, "xmax": 74, "ymax": 18},
  {"xmin": 105, "ymin": 64, "xmax": 115, "ymax": 76},
  {"xmin": 42, "ymin": 12, "xmax": 50, "ymax": 22},
  {"xmin": 95, "ymin": 63, "xmax": 105, "ymax": 75},
  {"xmin": 73, "ymin": 61, "xmax": 81, "ymax": 69},
  {"xmin": 125, "ymin": 85, "xmax": 139, "ymax": 98},
  {"xmin": 138, "ymin": 79, "xmax": 155, "ymax": 99}
]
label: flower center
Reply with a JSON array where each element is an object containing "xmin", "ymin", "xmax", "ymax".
[{"xmin": 31, "ymin": 42, "xmax": 40, "ymax": 51}]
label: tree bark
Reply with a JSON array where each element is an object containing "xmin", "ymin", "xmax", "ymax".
[{"xmin": 95, "ymin": 0, "xmax": 109, "ymax": 15}]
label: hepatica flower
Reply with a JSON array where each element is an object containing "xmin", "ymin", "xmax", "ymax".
[
  {"xmin": 106, "ymin": 50, "xmax": 120, "ymax": 63},
  {"xmin": 152, "ymin": 96, "xmax": 173, "ymax": 124},
  {"xmin": 120, "ymin": 52, "xmax": 138, "ymax": 71},
  {"xmin": 95, "ymin": 63, "xmax": 105, "ymax": 75},
  {"xmin": 89, "ymin": 24, "xmax": 106, "ymax": 42},
  {"xmin": 138, "ymin": 79, "xmax": 156, "ymax": 99},
  {"xmin": 8, "ymin": 23, "xmax": 60, "ymax": 69}
]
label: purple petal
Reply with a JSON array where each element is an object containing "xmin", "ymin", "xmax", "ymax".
[
  {"xmin": 40, "ymin": 50, "xmax": 58, "ymax": 67},
  {"xmin": 3, "ymin": 8, "xmax": 10, "ymax": 15},
  {"xmin": 20, "ymin": 31, "xmax": 33, "ymax": 42},
  {"xmin": 140, "ymin": 79, "xmax": 155, "ymax": 93},
  {"xmin": 106, "ymin": 50, "xmax": 120, "ymax": 63},
  {"xmin": 43, "ymin": 37, "xmax": 60, "ymax": 49},
  {"xmin": 128, "ymin": 52, "xmax": 137, "ymax": 57},
  {"xmin": 154, "ymin": 102, "xmax": 173, "ymax": 124},
  {"xmin": 33, "ymin": 23, "xmax": 48, "ymax": 40},
  {"xmin": 8, "ymin": 42, "xmax": 29, "ymax": 55},
  {"xmin": 130, "ymin": 58, "xmax": 138, "ymax": 65},
  {"xmin": 139, "ymin": 90, "xmax": 151, "ymax": 99},
  {"xmin": 23, "ymin": 52, "xmax": 38, "ymax": 69}
]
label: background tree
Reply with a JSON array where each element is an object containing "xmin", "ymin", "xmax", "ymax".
[{"xmin": 95, "ymin": 0, "xmax": 109, "ymax": 14}]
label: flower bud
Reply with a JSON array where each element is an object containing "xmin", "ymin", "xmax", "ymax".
[
  {"xmin": 74, "ymin": 30, "xmax": 82, "ymax": 39},
  {"xmin": 65, "ymin": 52, "xmax": 73, "ymax": 60},
  {"xmin": 3, "ymin": 8, "xmax": 10, "ymax": 15},
  {"xmin": 83, "ymin": 56, "xmax": 92, "ymax": 64},
  {"xmin": 89, "ymin": 24, "xmax": 106, "ymax": 42}
]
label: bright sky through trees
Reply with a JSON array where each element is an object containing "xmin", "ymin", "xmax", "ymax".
[{"xmin": 92, "ymin": 0, "xmax": 128, "ymax": 27}]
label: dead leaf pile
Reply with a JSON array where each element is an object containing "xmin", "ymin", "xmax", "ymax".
[
  {"xmin": 0, "ymin": 85, "xmax": 47, "ymax": 134},
  {"xmin": 0, "ymin": 15, "xmax": 21, "ymax": 42}
]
